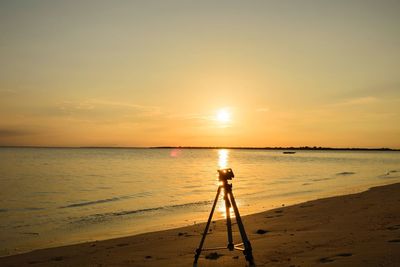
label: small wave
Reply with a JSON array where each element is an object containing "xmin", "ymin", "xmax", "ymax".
[
  {"xmin": 60, "ymin": 192, "xmax": 152, "ymax": 209},
  {"xmin": 169, "ymin": 200, "xmax": 211, "ymax": 209},
  {"xmin": 88, "ymin": 174, "xmax": 103, "ymax": 177},
  {"xmin": 379, "ymin": 175, "xmax": 400, "ymax": 179},
  {"xmin": 312, "ymin": 177, "xmax": 333, "ymax": 182},
  {"xmin": 266, "ymin": 179, "xmax": 295, "ymax": 186},
  {"xmin": 182, "ymin": 185, "xmax": 201, "ymax": 189},
  {"xmin": 0, "ymin": 209, "xmax": 8, "ymax": 213},
  {"xmin": 336, "ymin": 172, "xmax": 355, "ymax": 176},
  {"xmin": 112, "ymin": 207, "xmax": 164, "ymax": 216},
  {"xmin": 112, "ymin": 200, "xmax": 211, "ymax": 216},
  {"xmin": 71, "ymin": 200, "xmax": 212, "ymax": 224},
  {"xmin": 189, "ymin": 189, "xmax": 211, "ymax": 193},
  {"xmin": 61, "ymin": 197, "xmax": 122, "ymax": 208},
  {"xmin": 378, "ymin": 170, "xmax": 400, "ymax": 179},
  {"xmin": 247, "ymin": 189, "xmax": 319, "ymax": 200},
  {"xmin": 13, "ymin": 223, "xmax": 31, "ymax": 229},
  {"xmin": 24, "ymin": 207, "xmax": 44, "ymax": 211},
  {"xmin": 34, "ymin": 191, "xmax": 62, "ymax": 195},
  {"xmin": 272, "ymin": 189, "xmax": 319, "ymax": 198},
  {"xmin": 97, "ymin": 186, "xmax": 112, "ymax": 190},
  {"xmin": 20, "ymin": 232, "xmax": 39, "ymax": 236}
]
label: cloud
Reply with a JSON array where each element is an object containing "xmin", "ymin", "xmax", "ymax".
[
  {"xmin": 60, "ymin": 99, "xmax": 159, "ymax": 112},
  {"xmin": 364, "ymin": 83, "xmax": 400, "ymax": 97},
  {"xmin": 56, "ymin": 99, "xmax": 162, "ymax": 122},
  {"xmin": 86, "ymin": 99, "xmax": 160, "ymax": 113},
  {"xmin": 0, "ymin": 89, "xmax": 17, "ymax": 98},
  {"xmin": 337, "ymin": 83, "xmax": 400, "ymax": 102},
  {"xmin": 330, "ymin": 96, "xmax": 379, "ymax": 107},
  {"xmin": 165, "ymin": 113, "xmax": 214, "ymax": 125},
  {"xmin": 0, "ymin": 128, "xmax": 33, "ymax": 137},
  {"xmin": 167, "ymin": 108, "xmax": 230, "ymax": 123}
]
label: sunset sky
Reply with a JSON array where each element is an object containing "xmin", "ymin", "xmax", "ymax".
[{"xmin": 1, "ymin": 1, "xmax": 399, "ymax": 148}]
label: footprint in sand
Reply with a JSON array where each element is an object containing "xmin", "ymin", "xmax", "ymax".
[
  {"xmin": 205, "ymin": 252, "xmax": 223, "ymax": 260},
  {"xmin": 386, "ymin": 225, "xmax": 400, "ymax": 231},
  {"xmin": 51, "ymin": 256, "xmax": 64, "ymax": 261},
  {"xmin": 256, "ymin": 229, "xmax": 269, "ymax": 234},
  {"xmin": 299, "ymin": 204, "xmax": 314, "ymax": 208},
  {"xmin": 319, "ymin": 253, "xmax": 352, "ymax": 263}
]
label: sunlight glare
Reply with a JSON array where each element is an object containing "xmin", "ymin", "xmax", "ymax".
[
  {"xmin": 216, "ymin": 108, "xmax": 231, "ymax": 124},
  {"xmin": 218, "ymin": 149, "xmax": 229, "ymax": 169},
  {"xmin": 217, "ymin": 189, "xmax": 236, "ymax": 219}
]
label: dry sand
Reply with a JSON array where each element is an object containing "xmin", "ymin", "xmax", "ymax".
[{"xmin": 1, "ymin": 183, "xmax": 399, "ymax": 267}]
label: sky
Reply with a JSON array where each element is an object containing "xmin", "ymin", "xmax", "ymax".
[{"xmin": 0, "ymin": 0, "xmax": 399, "ymax": 148}]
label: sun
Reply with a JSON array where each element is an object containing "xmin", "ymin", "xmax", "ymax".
[{"xmin": 216, "ymin": 108, "xmax": 231, "ymax": 124}]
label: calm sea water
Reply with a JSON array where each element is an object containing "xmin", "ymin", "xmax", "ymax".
[{"xmin": 0, "ymin": 148, "xmax": 399, "ymax": 256}]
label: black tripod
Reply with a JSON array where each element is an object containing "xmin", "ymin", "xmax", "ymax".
[{"xmin": 193, "ymin": 168, "xmax": 255, "ymax": 267}]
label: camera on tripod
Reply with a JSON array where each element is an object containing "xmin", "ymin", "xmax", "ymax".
[
  {"xmin": 193, "ymin": 168, "xmax": 255, "ymax": 267},
  {"xmin": 218, "ymin": 168, "xmax": 234, "ymax": 181}
]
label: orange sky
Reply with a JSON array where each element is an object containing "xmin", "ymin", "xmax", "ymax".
[{"xmin": 0, "ymin": 1, "xmax": 399, "ymax": 148}]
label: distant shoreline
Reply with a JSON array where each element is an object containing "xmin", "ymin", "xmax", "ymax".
[{"xmin": 0, "ymin": 146, "xmax": 399, "ymax": 151}]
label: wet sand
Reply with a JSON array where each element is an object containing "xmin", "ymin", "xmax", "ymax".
[{"xmin": 1, "ymin": 182, "xmax": 399, "ymax": 267}]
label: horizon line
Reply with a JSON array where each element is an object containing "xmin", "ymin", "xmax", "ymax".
[{"xmin": 0, "ymin": 145, "xmax": 399, "ymax": 151}]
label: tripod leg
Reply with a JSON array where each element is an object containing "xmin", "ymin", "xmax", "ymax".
[
  {"xmin": 228, "ymin": 190, "xmax": 256, "ymax": 267},
  {"xmin": 224, "ymin": 189, "xmax": 234, "ymax": 250},
  {"xmin": 193, "ymin": 185, "xmax": 222, "ymax": 266}
]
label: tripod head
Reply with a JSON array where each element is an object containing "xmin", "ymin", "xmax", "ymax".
[{"xmin": 218, "ymin": 168, "xmax": 234, "ymax": 181}]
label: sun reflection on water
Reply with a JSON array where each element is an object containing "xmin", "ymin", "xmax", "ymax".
[
  {"xmin": 216, "ymin": 149, "xmax": 236, "ymax": 218},
  {"xmin": 217, "ymin": 188, "xmax": 237, "ymax": 219},
  {"xmin": 218, "ymin": 149, "xmax": 229, "ymax": 169}
]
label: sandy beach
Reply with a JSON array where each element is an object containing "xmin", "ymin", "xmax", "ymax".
[{"xmin": 1, "ymin": 182, "xmax": 399, "ymax": 267}]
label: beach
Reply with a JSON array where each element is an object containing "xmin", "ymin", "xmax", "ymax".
[
  {"xmin": 2, "ymin": 1, "xmax": 400, "ymax": 266},
  {"xmin": 1, "ymin": 182, "xmax": 399, "ymax": 267}
]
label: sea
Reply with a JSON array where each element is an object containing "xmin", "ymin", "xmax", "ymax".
[{"xmin": 0, "ymin": 147, "xmax": 399, "ymax": 256}]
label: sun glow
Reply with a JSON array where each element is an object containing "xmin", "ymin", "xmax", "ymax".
[{"xmin": 216, "ymin": 108, "xmax": 231, "ymax": 124}]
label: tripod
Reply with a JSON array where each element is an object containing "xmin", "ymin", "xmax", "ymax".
[{"xmin": 193, "ymin": 168, "xmax": 255, "ymax": 267}]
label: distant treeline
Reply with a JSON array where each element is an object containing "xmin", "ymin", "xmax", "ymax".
[
  {"xmin": 150, "ymin": 146, "xmax": 399, "ymax": 151},
  {"xmin": 0, "ymin": 146, "xmax": 399, "ymax": 151}
]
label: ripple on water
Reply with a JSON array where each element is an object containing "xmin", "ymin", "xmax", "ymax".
[{"xmin": 336, "ymin": 172, "xmax": 356, "ymax": 175}]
